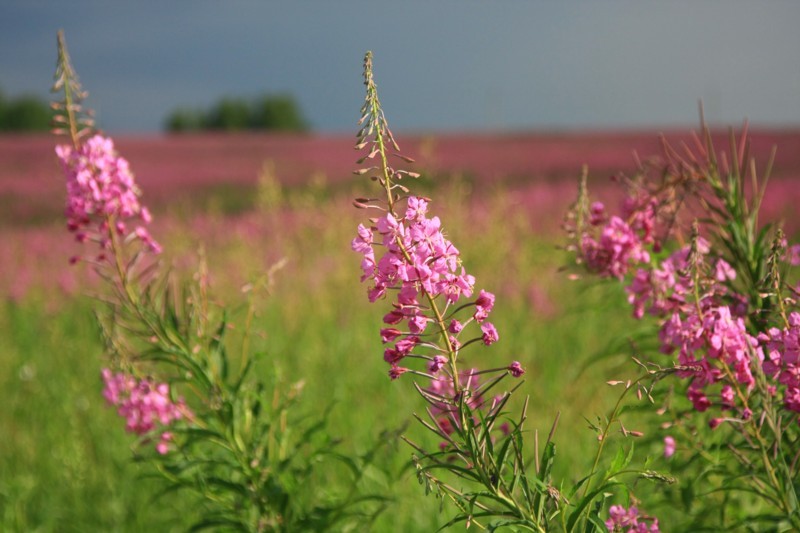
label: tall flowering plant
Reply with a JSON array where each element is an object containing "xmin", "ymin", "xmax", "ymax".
[
  {"xmin": 352, "ymin": 52, "xmax": 672, "ymax": 532},
  {"xmin": 567, "ymin": 120, "xmax": 800, "ymax": 529},
  {"xmin": 52, "ymin": 32, "xmax": 388, "ymax": 532}
]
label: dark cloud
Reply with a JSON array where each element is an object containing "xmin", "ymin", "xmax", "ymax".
[{"xmin": 2, "ymin": 1, "xmax": 799, "ymax": 133}]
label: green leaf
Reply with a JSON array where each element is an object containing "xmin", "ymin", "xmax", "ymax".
[{"xmin": 566, "ymin": 481, "xmax": 622, "ymax": 532}]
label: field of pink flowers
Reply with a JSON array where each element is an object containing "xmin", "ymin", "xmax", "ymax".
[{"xmin": 2, "ymin": 129, "xmax": 800, "ymax": 303}]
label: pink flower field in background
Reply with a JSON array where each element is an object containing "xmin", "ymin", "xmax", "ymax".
[
  {"xmin": 1, "ymin": 129, "xmax": 800, "ymax": 302},
  {"xmin": 2, "ymin": 129, "xmax": 799, "ymax": 226}
]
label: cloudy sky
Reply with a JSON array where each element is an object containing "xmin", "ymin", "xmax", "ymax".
[{"xmin": 2, "ymin": 1, "xmax": 799, "ymax": 134}]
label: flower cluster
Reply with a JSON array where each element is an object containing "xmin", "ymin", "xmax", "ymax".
[
  {"xmin": 605, "ymin": 505, "xmax": 660, "ymax": 532},
  {"xmin": 101, "ymin": 369, "xmax": 189, "ymax": 454},
  {"xmin": 352, "ymin": 196, "xmax": 503, "ymax": 379},
  {"xmin": 579, "ymin": 201, "xmax": 653, "ymax": 280},
  {"xmin": 759, "ymin": 313, "xmax": 800, "ymax": 415},
  {"xmin": 577, "ymin": 192, "xmax": 767, "ymax": 420},
  {"xmin": 56, "ymin": 134, "xmax": 161, "ymax": 262}
]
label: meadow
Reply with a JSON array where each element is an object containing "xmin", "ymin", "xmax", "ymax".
[{"xmin": 2, "ymin": 128, "xmax": 800, "ymax": 531}]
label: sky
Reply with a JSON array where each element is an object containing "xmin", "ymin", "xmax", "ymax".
[{"xmin": 2, "ymin": 1, "xmax": 800, "ymax": 134}]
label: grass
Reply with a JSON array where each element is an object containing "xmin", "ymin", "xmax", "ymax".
[{"xmin": 0, "ymin": 177, "xmax": 669, "ymax": 531}]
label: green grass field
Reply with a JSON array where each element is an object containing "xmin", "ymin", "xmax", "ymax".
[{"xmin": 0, "ymin": 179, "xmax": 667, "ymax": 531}]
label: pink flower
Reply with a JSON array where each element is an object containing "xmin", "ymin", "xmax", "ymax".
[
  {"xmin": 720, "ymin": 385, "xmax": 735, "ymax": 410},
  {"xmin": 589, "ymin": 201, "xmax": 606, "ymax": 226},
  {"xmin": 428, "ymin": 355, "xmax": 448, "ymax": 374},
  {"xmin": 473, "ymin": 290, "xmax": 495, "ymax": 322},
  {"xmin": 688, "ymin": 386, "xmax": 711, "ymax": 412},
  {"xmin": 395, "ymin": 336, "xmax": 420, "ymax": 355},
  {"xmin": 388, "ymin": 365, "xmax": 409, "ymax": 380},
  {"xmin": 508, "ymin": 361, "xmax": 525, "ymax": 378},
  {"xmin": 405, "ymin": 196, "xmax": 428, "ymax": 221},
  {"xmin": 101, "ymin": 369, "xmax": 189, "ymax": 454},
  {"xmin": 354, "ymin": 195, "xmax": 498, "ymax": 375},
  {"xmin": 481, "ymin": 322, "xmax": 499, "ymax": 346},
  {"xmin": 714, "ymin": 259, "xmax": 736, "ymax": 282},
  {"xmin": 156, "ymin": 432, "xmax": 173, "ymax": 455},
  {"xmin": 380, "ymin": 328, "xmax": 402, "ymax": 343},
  {"xmin": 408, "ymin": 314, "xmax": 428, "ymax": 334},
  {"xmin": 582, "ymin": 216, "xmax": 649, "ymax": 280},
  {"xmin": 57, "ymin": 135, "xmax": 159, "ymax": 261},
  {"xmin": 382, "ymin": 309, "xmax": 404, "ymax": 325},
  {"xmin": 663, "ymin": 436, "xmax": 676, "ymax": 458},
  {"xmin": 605, "ymin": 504, "xmax": 659, "ymax": 532}
]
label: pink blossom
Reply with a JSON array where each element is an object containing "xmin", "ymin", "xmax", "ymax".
[
  {"xmin": 474, "ymin": 290, "xmax": 495, "ymax": 322},
  {"xmin": 714, "ymin": 259, "xmax": 736, "ymax": 282},
  {"xmin": 581, "ymin": 216, "xmax": 649, "ymax": 280},
  {"xmin": 101, "ymin": 369, "xmax": 189, "ymax": 453},
  {"xmin": 663, "ymin": 436, "xmax": 676, "ymax": 458},
  {"xmin": 57, "ymin": 135, "xmax": 159, "ymax": 261},
  {"xmin": 156, "ymin": 432, "xmax": 173, "ymax": 455},
  {"xmin": 589, "ymin": 201, "xmax": 606, "ymax": 226},
  {"xmin": 388, "ymin": 365, "xmax": 409, "ymax": 380},
  {"xmin": 605, "ymin": 504, "xmax": 659, "ymax": 532},
  {"xmin": 720, "ymin": 385, "xmax": 735, "ymax": 410},
  {"xmin": 448, "ymin": 319, "xmax": 463, "ymax": 334},
  {"xmin": 688, "ymin": 386, "xmax": 711, "ymax": 412},
  {"xmin": 508, "ymin": 361, "xmax": 525, "ymax": 378},
  {"xmin": 405, "ymin": 196, "xmax": 428, "ymax": 221},
  {"xmin": 428, "ymin": 355, "xmax": 448, "ymax": 374},
  {"xmin": 408, "ymin": 314, "xmax": 428, "ymax": 334},
  {"xmin": 354, "ymin": 195, "xmax": 499, "ymax": 375},
  {"xmin": 481, "ymin": 322, "xmax": 499, "ymax": 346},
  {"xmin": 380, "ymin": 328, "xmax": 402, "ymax": 343},
  {"xmin": 395, "ymin": 336, "xmax": 420, "ymax": 355}
]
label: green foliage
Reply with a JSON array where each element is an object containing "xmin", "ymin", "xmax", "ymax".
[
  {"xmin": 0, "ymin": 89, "xmax": 53, "ymax": 132},
  {"xmin": 164, "ymin": 94, "xmax": 308, "ymax": 133}
]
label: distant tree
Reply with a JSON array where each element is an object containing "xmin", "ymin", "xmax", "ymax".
[
  {"xmin": 0, "ymin": 89, "xmax": 53, "ymax": 132},
  {"xmin": 164, "ymin": 107, "xmax": 204, "ymax": 132},
  {"xmin": 249, "ymin": 94, "xmax": 307, "ymax": 131},
  {"xmin": 164, "ymin": 94, "xmax": 308, "ymax": 133},
  {"xmin": 206, "ymin": 97, "xmax": 251, "ymax": 131}
]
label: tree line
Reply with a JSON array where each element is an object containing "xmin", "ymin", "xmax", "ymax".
[
  {"xmin": 0, "ymin": 90, "xmax": 53, "ymax": 131},
  {"xmin": 164, "ymin": 94, "xmax": 307, "ymax": 132},
  {"xmin": 0, "ymin": 89, "xmax": 307, "ymax": 133}
]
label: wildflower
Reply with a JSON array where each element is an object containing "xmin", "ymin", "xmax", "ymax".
[
  {"xmin": 589, "ymin": 201, "xmax": 606, "ymax": 226},
  {"xmin": 581, "ymin": 216, "xmax": 649, "ymax": 280},
  {"xmin": 474, "ymin": 290, "xmax": 495, "ymax": 322},
  {"xmin": 663, "ymin": 436, "xmax": 676, "ymax": 458},
  {"xmin": 388, "ymin": 365, "xmax": 409, "ymax": 380},
  {"xmin": 720, "ymin": 385, "xmax": 735, "ymax": 410},
  {"xmin": 408, "ymin": 314, "xmax": 428, "ymax": 334},
  {"xmin": 605, "ymin": 504, "xmax": 660, "ymax": 532},
  {"xmin": 355, "ymin": 195, "xmax": 499, "ymax": 375},
  {"xmin": 101, "ymin": 369, "xmax": 189, "ymax": 453},
  {"xmin": 481, "ymin": 322, "xmax": 499, "ymax": 346},
  {"xmin": 448, "ymin": 319, "xmax": 463, "ymax": 334},
  {"xmin": 508, "ymin": 361, "xmax": 525, "ymax": 378},
  {"xmin": 156, "ymin": 432, "xmax": 173, "ymax": 455},
  {"xmin": 57, "ymin": 134, "xmax": 159, "ymax": 260},
  {"xmin": 395, "ymin": 335, "xmax": 420, "ymax": 355},
  {"xmin": 380, "ymin": 328, "xmax": 402, "ymax": 343},
  {"xmin": 428, "ymin": 355, "xmax": 448, "ymax": 374}
]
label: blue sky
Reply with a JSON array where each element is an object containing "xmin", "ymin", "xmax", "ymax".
[{"xmin": 2, "ymin": 1, "xmax": 799, "ymax": 133}]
